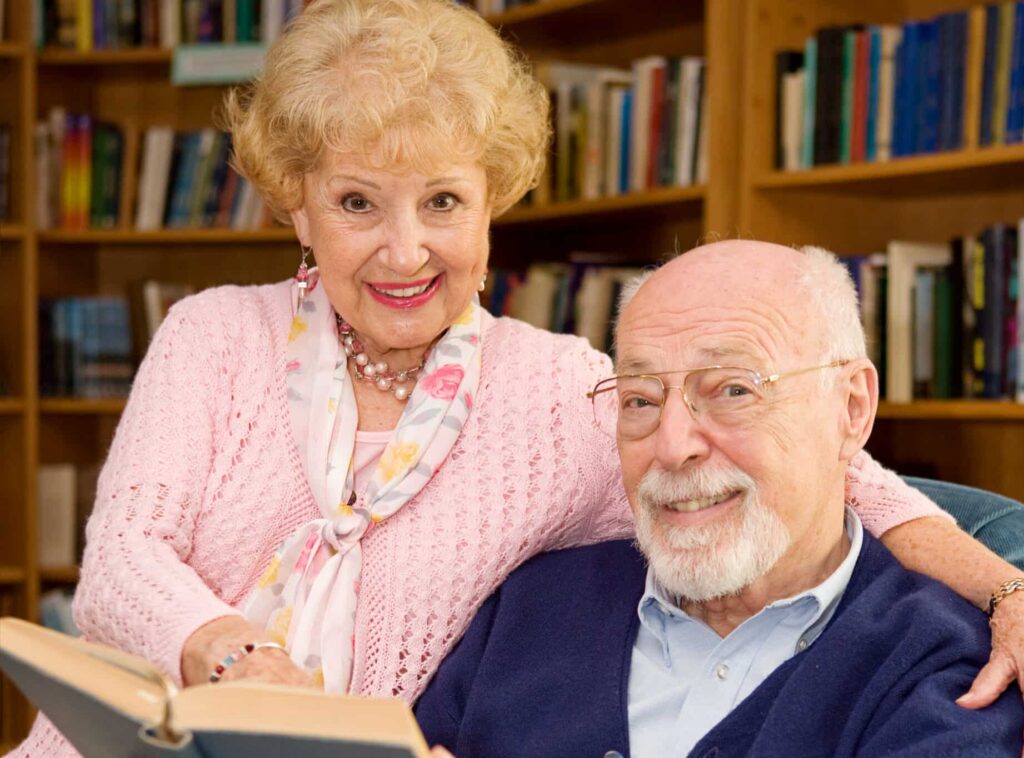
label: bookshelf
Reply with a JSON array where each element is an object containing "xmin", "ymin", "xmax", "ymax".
[
  {"xmin": 0, "ymin": 0, "xmax": 1020, "ymax": 746},
  {"xmin": 738, "ymin": 0, "xmax": 1024, "ymax": 498}
]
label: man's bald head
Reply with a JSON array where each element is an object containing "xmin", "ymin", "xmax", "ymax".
[{"xmin": 616, "ymin": 240, "xmax": 866, "ymax": 375}]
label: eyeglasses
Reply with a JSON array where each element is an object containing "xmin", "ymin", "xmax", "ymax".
[{"xmin": 587, "ymin": 360, "xmax": 849, "ymax": 440}]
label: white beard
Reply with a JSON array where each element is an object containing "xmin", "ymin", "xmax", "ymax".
[{"xmin": 632, "ymin": 465, "xmax": 791, "ymax": 602}]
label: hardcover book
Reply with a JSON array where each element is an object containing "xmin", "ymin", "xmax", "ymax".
[{"xmin": 0, "ymin": 618, "xmax": 431, "ymax": 758}]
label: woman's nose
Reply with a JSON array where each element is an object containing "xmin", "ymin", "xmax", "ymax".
[{"xmin": 377, "ymin": 212, "xmax": 430, "ymax": 275}]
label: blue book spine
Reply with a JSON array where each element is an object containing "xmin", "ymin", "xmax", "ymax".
[
  {"xmin": 166, "ymin": 132, "xmax": 199, "ymax": 228},
  {"xmin": 619, "ymin": 90, "xmax": 632, "ymax": 194},
  {"xmin": 938, "ymin": 15, "xmax": 954, "ymax": 151},
  {"xmin": 67, "ymin": 298, "xmax": 84, "ymax": 396},
  {"xmin": 801, "ymin": 37, "xmax": 817, "ymax": 168},
  {"xmin": 951, "ymin": 12, "xmax": 967, "ymax": 149},
  {"xmin": 893, "ymin": 25, "xmax": 909, "ymax": 156},
  {"xmin": 93, "ymin": 0, "xmax": 105, "ymax": 49},
  {"xmin": 865, "ymin": 27, "xmax": 881, "ymax": 161},
  {"xmin": 920, "ymin": 19, "xmax": 941, "ymax": 153},
  {"xmin": 981, "ymin": 5, "xmax": 1000, "ymax": 146},
  {"xmin": 1007, "ymin": 2, "xmax": 1024, "ymax": 143}
]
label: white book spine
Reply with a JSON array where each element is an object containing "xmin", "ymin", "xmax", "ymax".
[
  {"xmin": 875, "ymin": 26, "xmax": 901, "ymax": 163},
  {"xmin": 605, "ymin": 88, "xmax": 625, "ymax": 197},
  {"xmin": 37, "ymin": 464, "xmax": 77, "ymax": 569},
  {"xmin": 782, "ymin": 70, "xmax": 805, "ymax": 172},
  {"xmin": 675, "ymin": 58, "xmax": 702, "ymax": 187},
  {"xmin": 160, "ymin": 0, "xmax": 181, "ymax": 49},
  {"xmin": 629, "ymin": 59, "xmax": 653, "ymax": 193},
  {"xmin": 262, "ymin": 0, "xmax": 285, "ymax": 44}
]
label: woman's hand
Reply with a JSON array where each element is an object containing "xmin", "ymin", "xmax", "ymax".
[
  {"xmin": 958, "ymin": 590, "xmax": 1024, "ymax": 709},
  {"xmin": 181, "ymin": 615, "xmax": 313, "ymax": 688}
]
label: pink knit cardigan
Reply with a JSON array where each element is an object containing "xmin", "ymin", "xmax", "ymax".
[{"xmin": 12, "ymin": 280, "xmax": 944, "ymax": 756}]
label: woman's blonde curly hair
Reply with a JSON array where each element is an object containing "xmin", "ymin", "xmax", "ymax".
[{"xmin": 222, "ymin": 0, "xmax": 551, "ymax": 219}]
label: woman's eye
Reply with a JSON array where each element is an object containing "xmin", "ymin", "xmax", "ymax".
[
  {"xmin": 428, "ymin": 193, "xmax": 458, "ymax": 211},
  {"xmin": 341, "ymin": 194, "xmax": 372, "ymax": 212}
]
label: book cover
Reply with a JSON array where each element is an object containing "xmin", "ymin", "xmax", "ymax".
[
  {"xmin": 37, "ymin": 465, "xmax": 77, "ymax": 568},
  {"xmin": 675, "ymin": 57, "xmax": 702, "ymax": 186},
  {"xmin": 774, "ymin": 51, "xmax": 804, "ymax": 169},
  {"xmin": 912, "ymin": 267, "xmax": 937, "ymax": 397},
  {"xmin": 919, "ymin": 18, "xmax": 941, "ymax": 154},
  {"xmin": 0, "ymin": 618, "xmax": 430, "ymax": 758},
  {"xmin": 886, "ymin": 240, "xmax": 952, "ymax": 403},
  {"xmin": 814, "ymin": 26, "xmax": 848, "ymax": 165},
  {"xmin": 875, "ymin": 26, "xmax": 901, "ymax": 162},
  {"xmin": 839, "ymin": 28, "xmax": 857, "ymax": 163},
  {"xmin": 993, "ymin": 1, "xmax": 1016, "ymax": 145},
  {"xmin": 801, "ymin": 36, "xmax": 817, "ymax": 169},
  {"xmin": 781, "ymin": 69, "xmax": 805, "ymax": 171}
]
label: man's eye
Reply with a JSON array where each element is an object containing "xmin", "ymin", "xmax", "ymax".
[
  {"xmin": 722, "ymin": 384, "xmax": 753, "ymax": 398},
  {"xmin": 341, "ymin": 194, "xmax": 371, "ymax": 212},
  {"xmin": 622, "ymin": 396, "xmax": 657, "ymax": 411},
  {"xmin": 429, "ymin": 193, "xmax": 457, "ymax": 210}
]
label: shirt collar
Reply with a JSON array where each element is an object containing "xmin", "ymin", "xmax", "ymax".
[{"xmin": 638, "ymin": 506, "xmax": 864, "ymax": 650}]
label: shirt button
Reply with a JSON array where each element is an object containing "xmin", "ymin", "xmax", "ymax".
[
  {"xmin": 715, "ymin": 663, "xmax": 730, "ymax": 680},
  {"xmin": 797, "ymin": 638, "xmax": 808, "ymax": 652}
]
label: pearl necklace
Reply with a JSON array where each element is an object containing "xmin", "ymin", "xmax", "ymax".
[{"xmin": 336, "ymin": 316, "xmax": 426, "ymax": 402}]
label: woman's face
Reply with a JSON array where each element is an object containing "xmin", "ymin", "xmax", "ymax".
[{"xmin": 291, "ymin": 152, "xmax": 492, "ymax": 360}]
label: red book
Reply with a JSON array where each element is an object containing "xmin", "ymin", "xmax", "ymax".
[
  {"xmin": 851, "ymin": 30, "xmax": 870, "ymax": 163},
  {"xmin": 647, "ymin": 63, "xmax": 666, "ymax": 188}
]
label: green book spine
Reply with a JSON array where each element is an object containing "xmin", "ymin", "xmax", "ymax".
[
  {"xmin": 840, "ymin": 29, "xmax": 857, "ymax": 164},
  {"xmin": 993, "ymin": 2, "xmax": 1015, "ymax": 144},
  {"xmin": 88, "ymin": 128, "xmax": 107, "ymax": 229},
  {"xmin": 802, "ymin": 37, "xmax": 817, "ymax": 168}
]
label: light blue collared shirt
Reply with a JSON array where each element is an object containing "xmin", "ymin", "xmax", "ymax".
[{"xmin": 627, "ymin": 507, "xmax": 864, "ymax": 758}]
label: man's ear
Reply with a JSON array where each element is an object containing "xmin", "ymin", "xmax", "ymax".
[{"xmin": 838, "ymin": 358, "xmax": 878, "ymax": 462}]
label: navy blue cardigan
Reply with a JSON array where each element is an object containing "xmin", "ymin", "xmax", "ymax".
[{"xmin": 415, "ymin": 534, "xmax": 1023, "ymax": 757}]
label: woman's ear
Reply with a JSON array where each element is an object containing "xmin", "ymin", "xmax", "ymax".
[
  {"xmin": 838, "ymin": 358, "xmax": 879, "ymax": 462},
  {"xmin": 291, "ymin": 206, "xmax": 312, "ymax": 248}
]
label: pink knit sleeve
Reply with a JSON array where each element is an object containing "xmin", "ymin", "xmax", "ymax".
[
  {"xmin": 6, "ymin": 714, "xmax": 80, "ymax": 757},
  {"xmin": 70, "ymin": 293, "xmax": 243, "ymax": 686},
  {"xmin": 846, "ymin": 450, "xmax": 954, "ymax": 536},
  {"xmin": 567, "ymin": 344, "xmax": 634, "ymax": 544}
]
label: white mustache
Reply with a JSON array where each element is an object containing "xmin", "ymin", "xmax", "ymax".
[{"xmin": 636, "ymin": 465, "xmax": 757, "ymax": 511}]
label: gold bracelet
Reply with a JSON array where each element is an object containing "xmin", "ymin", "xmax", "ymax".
[{"xmin": 986, "ymin": 577, "xmax": 1024, "ymax": 617}]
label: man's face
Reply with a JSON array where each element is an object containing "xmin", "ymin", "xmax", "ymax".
[{"xmin": 615, "ymin": 243, "xmax": 846, "ymax": 601}]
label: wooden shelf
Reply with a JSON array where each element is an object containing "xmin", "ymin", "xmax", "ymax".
[
  {"xmin": 877, "ymin": 401, "xmax": 1024, "ymax": 421},
  {"xmin": 495, "ymin": 185, "xmax": 705, "ymax": 226},
  {"xmin": 39, "ymin": 398, "xmax": 127, "ymax": 415},
  {"xmin": 0, "ymin": 566, "xmax": 25, "ymax": 585},
  {"xmin": 0, "ymin": 224, "xmax": 26, "ymax": 241},
  {"xmin": 0, "ymin": 398, "xmax": 24, "ymax": 415},
  {"xmin": 40, "ymin": 566, "xmax": 80, "ymax": 584},
  {"xmin": 37, "ymin": 47, "xmax": 172, "ymax": 65},
  {"xmin": 38, "ymin": 227, "xmax": 296, "ymax": 244},
  {"xmin": 754, "ymin": 144, "xmax": 1024, "ymax": 196},
  {"xmin": 0, "ymin": 43, "xmax": 26, "ymax": 59}
]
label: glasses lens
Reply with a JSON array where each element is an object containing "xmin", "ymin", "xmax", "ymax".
[
  {"xmin": 684, "ymin": 367, "xmax": 764, "ymax": 428},
  {"xmin": 590, "ymin": 378, "xmax": 620, "ymax": 438},
  {"xmin": 614, "ymin": 375, "xmax": 665, "ymax": 440}
]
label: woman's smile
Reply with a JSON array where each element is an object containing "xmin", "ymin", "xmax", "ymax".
[{"xmin": 365, "ymin": 274, "xmax": 444, "ymax": 309}]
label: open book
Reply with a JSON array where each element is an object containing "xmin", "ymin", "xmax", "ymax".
[{"xmin": 0, "ymin": 618, "xmax": 430, "ymax": 757}]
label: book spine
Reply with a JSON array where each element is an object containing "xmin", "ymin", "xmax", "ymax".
[
  {"xmin": 852, "ymin": 29, "xmax": 869, "ymax": 162},
  {"xmin": 865, "ymin": 26, "xmax": 881, "ymax": 161},
  {"xmin": 801, "ymin": 37, "xmax": 817, "ymax": 169},
  {"xmin": 839, "ymin": 29, "xmax": 856, "ymax": 163},
  {"xmin": 1006, "ymin": 2, "xmax": 1024, "ymax": 142},
  {"xmin": 994, "ymin": 1, "xmax": 1016, "ymax": 145},
  {"xmin": 981, "ymin": 4, "xmax": 1000, "ymax": 145},
  {"xmin": 921, "ymin": 19, "xmax": 941, "ymax": 154}
]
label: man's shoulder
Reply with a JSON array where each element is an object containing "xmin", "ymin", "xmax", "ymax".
[
  {"xmin": 493, "ymin": 540, "xmax": 646, "ymax": 611},
  {"xmin": 837, "ymin": 533, "xmax": 992, "ymax": 656}
]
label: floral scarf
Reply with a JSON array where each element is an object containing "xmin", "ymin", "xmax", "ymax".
[{"xmin": 244, "ymin": 268, "xmax": 481, "ymax": 692}]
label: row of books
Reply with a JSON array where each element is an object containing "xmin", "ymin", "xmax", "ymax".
[
  {"xmin": 38, "ymin": 281, "xmax": 193, "ymax": 398},
  {"xmin": 33, "ymin": 109, "xmax": 272, "ymax": 231},
  {"xmin": 482, "ymin": 256, "xmax": 646, "ymax": 354},
  {"xmin": 845, "ymin": 222, "xmax": 1023, "ymax": 403},
  {"xmin": 775, "ymin": 10, "xmax": 973, "ymax": 170},
  {"xmin": 34, "ymin": 0, "xmax": 312, "ymax": 50},
  {"xmin": 531, "ymin": 57, "xmax": 708, "ymax": 205},
  {"xmin": 38, "ymin": 297, "xmax": 135, "ymax": 399}
]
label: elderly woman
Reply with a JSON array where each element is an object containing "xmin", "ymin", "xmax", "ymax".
[{"xmin": 13, "ymin": 0, "xmax": 1023, "ymax": 754}]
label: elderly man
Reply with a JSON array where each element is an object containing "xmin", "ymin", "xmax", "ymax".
[{"xmin": 414, "ymin": 241, "xmax": 1024, "ymax": 757}]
